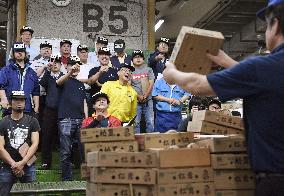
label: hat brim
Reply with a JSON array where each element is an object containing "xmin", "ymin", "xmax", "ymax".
[
  {"xmin": 98, "ymin": 51, "xmax": 111, "ymax": 56},
  {"xmin": 120, "ymin": 65, "xmax": 135, "ymax": 72},
  {"xmin": 11, "ymin": 95, "xmax": 26, "ymax": 99},
  {"xmin": 92, "ymin": 93, "xmax": 110, "ymax": 103},
  {"xmin": 256, "ymin": 6, "xmax": 267, "ymax": 21},
  {"xmin": 20, "ymin": 29, "xmax": 34, "ymax": 35},
  {"xmin": 13, "ymin": 49, "xmax": 26, "ymax": 52},
  {"xmin": 114, "ymin": 48, "xmax": 124, "ymax": 53}
]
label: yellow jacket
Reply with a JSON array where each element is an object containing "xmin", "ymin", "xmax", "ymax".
[{"xmin": 101, "ymin": 80, "xmax": 137, "ymax": 122}]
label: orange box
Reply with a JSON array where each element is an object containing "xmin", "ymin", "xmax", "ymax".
[
  {"xmin": 151, "ymin": 148, "xmax": 210, "ymax": 168},
  {"xmin": 192, "ymin": 110, "xmax": 244, "ymax": 130},
  {"xmin": 84, "ymin": 141, "xmax": 139, "ymax": 158},
  {"xmin": 211, "ymin": 154, "xmax": 250, "ymax": 169},
  {"xmin": 170, "ymin": 26, "xmax": 224, "ymax": 75},
  {"xmin": 188, "ymin": 120, "xmax": 244, "ymax": 135},
  {"xmin": 195, "ymin": 136, "xmax": 247, "ymax": 153},
  {"xmin": 87, "ymin": 151, "xmax": 158, "ymax": 168},
  {"xmin": 86, "ymin": 182, "xmax": 157, "ymax": 196},
  {"xmin": 157, "ymin": 167, "xmax": 213, "ymax": 184},
  {"xmin": 158, "ymin": 182, "xmax": 215, "ymax": 196},
  {"xmin": 90, "ymin": 168, "xmax": 156, "ymax": 184},
  {"xmin": 80, "ymin": 126, "xmax": 135, "ymax": 143},
  {"xmin": 214, "ymin": 170, "xmax": 255, "ymax": 190},
  {"xmin": 144, "ymin": 132, "xmax": 194, "ymax": 149},
  {"xmin": 215, "ymin": 190, "xmax": 255, "ymax": 196}
]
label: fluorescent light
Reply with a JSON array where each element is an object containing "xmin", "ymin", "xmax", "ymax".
[{"xmin": 155, "ymin": 19, "xmax": 165, "ymax": 32}]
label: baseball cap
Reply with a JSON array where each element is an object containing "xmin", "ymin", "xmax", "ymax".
[
  {"xmin": 20, "ymin": 26, "xmax": 34, "ymax": 35},
  {"xmin": 60, "ymin": 39, "xmax": 72, "ymax": 47},
  {"xmin": 132, "ymin": 50, "xmax": 144, "ymax": 59},
  {"xmin": 98, "ymin": 47, "xmax": 111, "ymax": 56},
  {"xmin": 119, "ymin": 63, "xmax": 135, "ymax": 72},
  {"xmin": 40, "ymin": 41, "xmax": 52, "ymax": 49},
  {"xmin": 256, "ymin": 0, "xmax": 284, "ymax": 20},
  {"xmin": 49, "ymin": 54, "xmax": 61, "ymax": 63},
  {"xmin": 159, "ymin": 37, "xmax": 170, "ymax": 45},
  {"xmin": 12, "ymin": 42, "xmax": 26, "ymax": 52},
  {"xmin": 114, "ymin": 39, "xmax": 125, "ymax": 53},
  {"xmin": 11, "ymin": 91, "xmax": 26, "ymax": 99},
  {"xmin": 97, "ymin": 36, "xmax": 108, "ymax": 45},
  {"xmin": 92, "ymin": 92, "xmax": 110, "ymax": 104},
  {"xmin": 77, "ymin": 44, "xmax": 89, "ymax": 52},
  {"xmin": 67, "ymin": 56, "xmax": 82, "ymax": 65}
]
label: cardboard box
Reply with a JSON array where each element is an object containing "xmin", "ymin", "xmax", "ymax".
[
  {"xmin": 80, "ymin": 126, "xmax": 135, "ymax": 143},
  {"xmin": 87, "ymin": 182, "xmax": 157, "ymax": 196},
  {"xmin": 144, "ymin": 132, "xmax": 194, "ymax": 149},
  {"xmin": 87, "ymin": 151, "xmax": 158, "ymax": 168},
  {"xmin": 90, "ymin": 168, "xmax": 156, "ymax": 184},
  {"xmin": 211, "ymin": 154, "xmax": 250, "ymax": 169},
  {"xmin": 157, "ymin": 167, "xmax": 213, "ymax": 184},
  {"xmin": 214, "ymin": 170, "xmax": 255, "ymax": 190},
  {"xmin": 188, "ymin": 121, "xmax": 244, "ymax": 135},
  {"xmin": 135, "ymin": 134, "xmax": 146, "ymax": 151},
  {"xmin": 170, "ymin": 26, "xmax": 224, "ymax": 75},
  {"xmin": 195, "ymin": 137, "xmax": 247, "ymax": 153},
  {"xmin": 84, "ymin": 141, "xmax": 139, "ymax": 158},
  {"xmin": 215, "ymin": 190, "xmax": 255, "ymax": 196},
  {"xmin": 80, "ymin": 162, "xmax": 90, "ymax": 179},
  {"xmin": 158, "ymin": 182, "xmax": 215, "ymax": 196},
  {"xmin": 151, "ymin": 148, "xmax": 210, "ymax": 168},
  {"xmin": 192, "ymin": 110, "xmax": 244, "ymax": 130}
]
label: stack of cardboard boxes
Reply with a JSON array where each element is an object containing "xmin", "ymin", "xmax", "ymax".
[
  {"xmin": 188, "ymin": 110, "xmax": 255, "ymax": 196},
  {"xmin": 80, "ymin": 126, "xmax": 138, "ymax": 180}
]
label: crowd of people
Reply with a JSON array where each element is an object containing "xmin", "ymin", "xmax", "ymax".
[{"xmin": 2, "ymin": 1, "xmax": 283, "ymax": 195}]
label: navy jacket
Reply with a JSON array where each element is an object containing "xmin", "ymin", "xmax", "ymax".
[
  {"xmin": 0, "ymin": 60, "xmax": 40, "ymax": 112},
  {"xmin": 148, "ymin": 51, "xmax": 168, "ymax": 79},
  {"xmin": 110, "ymin": 54, "xmax": 132, "ymax": 69}
]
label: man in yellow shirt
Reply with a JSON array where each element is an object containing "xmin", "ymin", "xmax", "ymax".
[{"xmin": 101, "ymin": 63, "xmax": 137, "ymax": 123}]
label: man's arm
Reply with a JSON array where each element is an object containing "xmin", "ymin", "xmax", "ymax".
[
  {"xmin": 33, "ymin": 96, "xmax": 39, "ymax": 113},
  {"xmin": 206, "ymin": 50, "xmax": 238, "ymax": 68},
  {"xmin": 0, "ymin": 136, "xmax": 16, "ymax": 166},
  {"xmin": 56, "ymin": 71, "xmax": 72, "ymax": 86},
  {"xmin": 11, "ymin": 131, "xmax": 39, "ymax": 172},
  {"xmin": 163, "ymin": 62, "xmax": 216, "ymax": 96},
  {"xmin": 144, "ymin": 80, "xmax": 154, "ymax": 99},
  {"xmin": 0, "ymin": 89, "xmax": 9, "ymax": 109}
]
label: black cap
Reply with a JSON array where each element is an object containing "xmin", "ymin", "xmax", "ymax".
[
  {"xmin": 119, "ymin": 63, "xmax": 135, "ymax": 72},
  {"xmin": 20, "ymin": 26, "xmax": 34, "ymax": 35},
  {"xmin": 40, "ymin": 41, "xmax": 52, "ymax": 49},
  {"xmin": 12, "ymin": 42, "xmax": 26, "ymax": 52},
  {"xmin": 159, "ymin": 37, "xmax": 170, "ymax": 45},
  {"xmin": 114, "ymin": 39, "xmax": 125, "ymax": 53},
  {"xmin": 77, "ymin": 44, "xmax": 89, "ymax": 52},
  {"xmin": 49, "ymin": 55, "xmax": 61, "ymax": 63},
  {"xmin": 98, "ymin": 47, "xmax": 111, "ymax": 56},
  {"xmin": 67, "ymin": 56, "xmax": 82, "ymax": 65},
  {"xmin": 209, "ymin": 98, "xmax": 221, "ymax": 108},
  {"xmin": 11, "ymin": 91, "xmax": 26, "ymax": 99},
  {"xmin": 92, "ymin": 92, "xmax": 110, "ymax": 104},
  {"xmin": 132, "ymin": 50, "xmax": 144, "ymax": 60},
  {"xmin": 60, "ymin": 40, "xmax": 72, "ymax": 47},
  {"xmin": 97, "ymin": 36, "xmax": 108, "ymax": 45}
]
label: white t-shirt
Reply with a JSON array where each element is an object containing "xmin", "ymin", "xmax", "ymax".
[{"xmin": 76, "ymin": 63, "xmax": 95, "ymax": 90}]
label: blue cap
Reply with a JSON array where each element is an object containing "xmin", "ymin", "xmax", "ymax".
[
  {"xmin": 256, "ymin": 0, "xmax": 284, "ymax": 20},
  {"xmin": 12, "ymin": 42, "xmax": 26, "ymax": 52}
]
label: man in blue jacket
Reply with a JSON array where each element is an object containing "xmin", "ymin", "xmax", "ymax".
[
  {"xmin": 148, "ymin": 37, "xmax": 170, "ymax": 79},
  {"xmin": 0, "ymin": 42, "xmax": 40, "ymax": 117}
]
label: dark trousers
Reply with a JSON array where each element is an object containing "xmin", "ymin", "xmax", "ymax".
[
  {"xmin": 255, "ymin": 175, "xmax": 284, "ymax": 196},
  {"xmin": 41, "ymin": 107, "xmax": 59, "ymax": 166}
]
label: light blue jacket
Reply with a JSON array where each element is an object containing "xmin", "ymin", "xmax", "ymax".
[{"xmin": 152, "ymin": 78, "xmax": 191, "ymax": 112}]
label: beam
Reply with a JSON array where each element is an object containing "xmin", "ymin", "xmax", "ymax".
[
  {"xmin": 16, "ymin": 0, "xmax": 26, "ymax": 40},
  {"xmin": 147, "ymin": 0, "xmax": 155, "ymax": 50}
]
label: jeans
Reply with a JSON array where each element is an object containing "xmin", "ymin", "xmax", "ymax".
[
  {"xmin": 59, "ymin": 118, "xmax": 83, "ymax": 181},
  {"xmin": 135, "ymin": 99, "xmax": 154, "ymax": 133},
  {"xmin": 155, "ymin": 110, "xmax": 182, "ymax": 133},
  {"xmin": 0, "ymin": 164, "xmax": 36, "ymax": 196}
]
